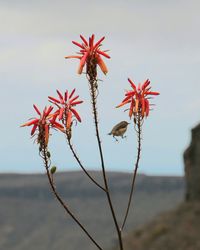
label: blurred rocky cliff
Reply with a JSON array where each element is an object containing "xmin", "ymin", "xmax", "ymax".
[
  {"xmin": 119, "ymin": 123, "xmax": 200, "ymax": 250},
  {"xmin": 184, "ymin": 123, "xmax": 200, "ymax": 201}
]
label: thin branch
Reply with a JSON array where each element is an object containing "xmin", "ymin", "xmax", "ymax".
[
  {"xmin": 66, "ymin": 133, "xmax": 106, "ymax": 192},
  {"xmin": 120, "ymin": 114, "xmax": 142, "ymax": 231},
  {"xmin": 62, "ymin": 112, "xmax": 106, "ymax": 192},
  {"xmin": 41, "ymin": 143, "xmax": 103, "ymax": 250}
]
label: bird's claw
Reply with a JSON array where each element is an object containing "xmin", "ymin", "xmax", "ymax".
[{"xmin": 113, "ymin": 136, "xmax": 119, "ymax": 142}]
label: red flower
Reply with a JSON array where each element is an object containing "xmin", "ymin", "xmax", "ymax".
[
  {"xmin": 48, "ymin": 89, "xmax": 83, "ymax": 129},
  {"xmin": 65, "ymin": 34, "xmax": 110, "ymax": 75},
  {"xmin": 116, "ymin": 79, "xmax": 159, "ymax": 118},
  {"xmin": 21, "ymin": 105, "xmax": 64, "ymax": 145}
]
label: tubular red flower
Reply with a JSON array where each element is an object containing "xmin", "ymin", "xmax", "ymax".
[
  {"xmin": 52, "ymin": 121, "xmax": 65, "ymax": 131},
  {"xmin": 72, "ymin": 41, "xmax": 85, "ymax": 49},
  {"xmin": 89, "ymin": 34, "xmax": 95, "ymax": 48},
  {"xmin": 65, "ymin": 55, "xmax": 82, "ymax": 59},
  {"xmin": 97, "ymin": 55, "xmax": 108, "ymax": 75},
  {"xmin": 128, "ymin": 78, "xmax": 137, "ymax": 91},
  {"xmin": 21, "ymin": 118, "xmax": 39, "ymax": 127},
  {"xmin": 78, "ymin": 51, "xmax": 88, "ymax": 74},
  {"xmin": 129, "ymin": 99, "xmax": 135, "ymax": 118},
  {"xmin": 93, "ymin": 36, "xmax": 105, "ymax": 49},
  {"xmin": 66, "ymin": 111, "xmax": 72, "ymax": 129},
  {"xmin": 50, "ymin": 113, "xmax": 58, "ymax": 124},
  {"xmin": 80, "ymin": 35, "xmax": 88, "ymax": 46},
  {"xmin": 70, "ymin": 100, "xmax": 83, "ymax": 105},
  {"xmin": 122, "ymin": 95, "xmax": 132, "ymax": 103},
  {"xmin": 141, "ymin": 98, "xmax": 145, "ymax": 117},
  {"xmin": 146, "ymin": 91, "xmax": 160, "ymax": 95},
  {"xmin": 69, "ymin": 88, "xmax": 76, "ymax": 99},
  {"xmin": 33, "ymin": 104, "xmax": 41, "ymax": 116},
  {"xmin": 45, "ymin": 124, "xmax": 49, "ymax": 145},
  {"xmin": 96, "ymin": 50, "xmax": 110, "ymax": 59},
  {"xmin": 58, "ymin": 107, "xmax": 64, "ymax": 120},
  {"xmin": 125, "ymin": 91, "xmax": 135, "ymax": 97},
  {"xmin": 116, "ymin": 99, "xmax": 131, "ymax": 108},
  {"xmin": 46, "ymin": 106, "xmax": 54, "ymax": 117},
  {"xmin": 48, "ymin": 96, "xmax": 61, "ymax": 103},
  {"xmin": 69, "ymin": 95, "xmax": 79, "ymax": 104},
  {"xmin": 31, "ymin": 123, "xmax": 38, "ymax": 136},
  {"xmin": 64, "ymin": 90, "xmax": 68, "ymax": 102},
  {"xmin": 141, "ymin": 79, "xmax": 150, "ymax": 90},
  {"xmin": 70, "ymin": 107, "xmax": 81, "ymax": 122},
  {"xmin": 145, "ymin": 99, "xmax": 150, "ymax": 117},
  {"xmin": 56, "ymin": 90, "xmax": 64, "ymax": 103},
  {"xmin": 135, "ymin": 99, "xmax": 139, "ymax": 113}
]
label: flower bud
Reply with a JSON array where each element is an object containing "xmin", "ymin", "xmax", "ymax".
[
  {"xmin": 47, "ymin": 151, "xmax": 51, "ymax": 158},
  {"xmin": 50, "ymin": 166, "xmax": 57, "ymax": 174}
]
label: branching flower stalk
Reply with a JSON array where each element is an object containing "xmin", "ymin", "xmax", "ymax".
[
  {"xmin": 117, "ymin": 78, "xmax": 160, "ymax": 231},
  {"xmin": 48, "ymin": 89, "xmax": 105, "ymax": 191},
  {"xmin": 21, "ymin": 105, "xmax": 103, "ymax": 250},
  {"xmin": 66, "ymin": 131, "xmax": 106, "ymax": 192}
]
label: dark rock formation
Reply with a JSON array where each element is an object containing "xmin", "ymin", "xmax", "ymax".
[{"xmin": 184, "ymin": 123, "xmax": 200, "ymax": 201}]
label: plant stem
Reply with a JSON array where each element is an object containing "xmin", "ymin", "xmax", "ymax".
[
  {"xmin": 88, "ymin": 72, "xmax": 124, "ymax": 250},
  {"xmin": 120, "ymin": 114, "xmax": 142, "ymax": 231},
  {"xmin": 41, "ymin": 144, "xmax": 103, "ymax": 250},
  {"xmin": 66, "ymin": 133, "xmax": 106, "ymax": 192}
]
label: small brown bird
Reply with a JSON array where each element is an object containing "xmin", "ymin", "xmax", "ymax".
[{"xmin": 108, "ymin": 121, "xmax": 129, "ymax": 141}]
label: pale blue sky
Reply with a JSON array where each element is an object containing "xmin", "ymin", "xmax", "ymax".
[{"xmin": 0, "ymin": 0, "xmax": 199, "ymax": 175}]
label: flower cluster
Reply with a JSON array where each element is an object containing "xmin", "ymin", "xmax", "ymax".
[
  {"xmin": 48, "ymin": 89, "xmax": 83, "ymax": 129},
  {"xmin": 21, "ymin": 88, "xmax": 83, "ymax": 145},
  {"xmin": 21, "ymin": 105, "xmax": 63, "ymax": 145},
  {"xmin": 65, "ymin": 34, "xmax": 110, "ymax": 75},
  {"xmin": 117, "ymin": 78, "xmax": 159, "ymax": 118}
]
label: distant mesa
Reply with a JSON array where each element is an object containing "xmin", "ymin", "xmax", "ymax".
[{"xmin": 184, "ymin": 123, "xmax": 200, "ymax": 202}]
